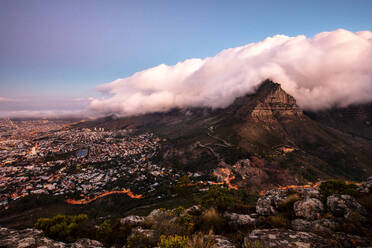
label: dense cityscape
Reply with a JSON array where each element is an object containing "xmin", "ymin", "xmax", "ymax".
[{"xmin": 0, "ymin": 119, "xmax": 182, "ymax": 209}]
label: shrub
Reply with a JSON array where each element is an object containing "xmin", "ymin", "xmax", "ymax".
[
  {"xmin": 96, "ymin": 220, "xmax": 112, "ymax": 245},
  {"xmin": 201, "ymin": 186, "xmax": 234, "ymax": 211},
  {"xmin": 35, "ymin": 214, "xmax": 88, "ymax": 242},
  {"xmin": 158, "ymin": 235, "xmax": 190, "ymax": 248},
  {"xmin": 266, "ymin": 214, "xmax": 288, "ymax": 228},
  {"xmin": 188, "ymin": 230, "xmax": 215, "ymax": 248},
  {"xmin": 244, "ymin": 240, "xmax": 261, "ymax": 248},
  {"xmin": 319, "ymin": 180, "xmax": 358, "ymax": 200},
  {"xmin": 171, "ymin": 206, "xmax": 186, "ymax": 217},
  {"xmin": 127, "ymin": 233, "xmax": 156, "ymax": 248},
  {"xmin": 277, "ymin": 193, "xmax": 300, "ymax": 218},
  {"xmin": 199, "ymin": 208, "xmax": 226, "ymax": 233}
]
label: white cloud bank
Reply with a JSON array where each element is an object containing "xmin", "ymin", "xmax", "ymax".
[{"xmin": 90, "ymin": 29, "xmax": 372, "ymax": 116}]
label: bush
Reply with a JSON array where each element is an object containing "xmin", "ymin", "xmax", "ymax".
[
  {"xmin": 96, "ymin": 220, "xmax": 112, "ymax": 245},
  {"xmin": 201, "ymin": 186, "xmax": 234, "ymax": 211},
  {"xmin": 266, "ymin": 214, "xmax": 289, "ymax": 228},
  {"xmin": 319, "ymin": 180, "xmax": 358, "ymax": 200},
  {"xmin": 127, "ymin": 233, "xmax": 156, "ymax": 248},
  {"xmin": 277, "ymin": 193, "xmax": 300, "ymax": 218},
  {"xmin": 188, "ymin": 230, "xmax": 215, "ymax": 248},
  {"xmin": 199, "ymin": 208, "xmax": 226, "ymax": 233},
  {"xmin": 158, "ymin": 235, "xmax": 189, "ymax": 248},
  {"xmin": 35, "ymin": 214, "xmax": 88, "ymax": 243},
  {"xmin": 244, "ymin": 240, "xmax": 261, "ymax": 248}
]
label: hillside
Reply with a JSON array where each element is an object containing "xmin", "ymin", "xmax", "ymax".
[{"xmin": 78, "ymin": 80, "xmax": 372, "ymax": 187}]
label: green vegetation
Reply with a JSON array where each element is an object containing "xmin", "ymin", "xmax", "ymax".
[
  {"xmin": 244, "ymin": 240, "xmax": 261, "ymax": 248},
  {"xmin": 201, "ymin": 186, "xmax": 234, "ymax": 211},
  {"xmin": 188, "ymin": 231, "xmax": 215, "ymax": 248},
  {"xmin": 158, "ymin": 235, "xmax": 189, "ymax": 248},
  {"xmin": 319, "ymin": 179, "xmax": 358, "ymax": 200},
  {"xmin": 127, "ymin": 233, "xmax": 156, "ymax": 248},
  {"xmin": 199, "ymin": 208, "xmax": 226, "ymax": 233},
  {"xmin": 201, "ymin": 185, "xmax": 258, "ymax": 213},
  {"xmin": 34, "ymin": 214, "xmax": 88, "ymax": 242}
]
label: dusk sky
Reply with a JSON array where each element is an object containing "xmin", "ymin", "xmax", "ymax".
[{"xmin": 1, "ymin": 0, "xmax": 372, "ymax": 117}]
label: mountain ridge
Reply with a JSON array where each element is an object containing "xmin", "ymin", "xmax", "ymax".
[{"xmin": 77, "ymin": 80, "xmax": 372, "ymax": 186}]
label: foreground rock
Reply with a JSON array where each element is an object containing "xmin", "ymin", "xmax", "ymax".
[
  {"xmin": 244, "ymin": 229, "xmax": 332, "ymax": 248},
  {"xmin": 326, "ymin": 194, "xmax": 367, "ymax": 220},
  {"xmin": 213, "ymin": 235, "xmax": 236, "ymax": 248},
  {"xmin": 293, "ymin": 198, "xmax": 324, "ymax": 220},
  {"xmin": 256, "ymin": 189, "xmax": 288, "ymax": 216},
  {"xmin": 0, "ymin": 227, "xmax": 103, "ymax": 248},
  {"xmin": 120, "ymin": 215, "xmax": 145, "ymax": 227},
  {"xmin": 359, "ymin": 175, "xmax": 372, "ymax": 193},
  {"xmin": 223, "ymin": 212, "xmax": 256, "ymax": 228},
  {"xmin": 291, "ymin": 218, "xmax": 339, "ymax": 233}
]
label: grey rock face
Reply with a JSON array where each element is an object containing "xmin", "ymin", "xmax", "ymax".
[
  {"xmin": 213, "ymin": 235, "xmax": 236, "ymax": 248},
  {"xmin": 293, "ymin": 198, "xmax": 324, "ymax": 220},
  {"xmin": 0, "ymin": 226, "xmax": 103, "ymax": 248},
  {"xmin": 326, "ymin": 194, "xmax": 366, "ymax": 219},
  {"xmin": 291, "ymin": 218, "xmax": 339, "ymax": 233},
  {"xmin": 256, "ymin": 189, "xmax": 288, "ymax": 216},
  {"xmin": 223, "ymin": 212, "xmax": 256, "ymax": 228},
  {"xmin": 244, "ymin": 229, "xmax": 332, "ymax": 248},
  {"xmin": 359, "ymin": 175, "xmax": 372, "ymax": 193},
  {"xmin": 120, "ymin": 215, "xmax": 145, "ymax": 227},
  {"xmin": 71, "ymin": 238, "xmax": 104, "ymax": 248},
  {"xmin": 185, "ymin": 205, "xmax": 202, "ymax": 216}
]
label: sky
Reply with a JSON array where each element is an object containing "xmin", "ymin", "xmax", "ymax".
[{"xmin": 0, "ymin": 0, "xmax": 372, "ymax": 117}]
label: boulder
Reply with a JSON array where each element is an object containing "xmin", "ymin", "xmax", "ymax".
[
  {"xmin": 244, "ymin": 229, "xmax": 332, "ymax": 248},
  {"xmin": 293, "ymin": 198, "xmax": 324, "ymax": 220},
  {"xmin": 185, "ymin": 205, "xmax": 202, "ymax": 216},
  {"xmin": 120, "ymin": 215, "xmax": 145, "ymax": 227},
  {"xmin": 291, "ymin": 218, "xmax": 339, "ymax": 233},
  {"xmin": 256, "ymin": 189, "xmax": 288, "ymax": 216},
  {"xmin": 223, "ymin": 212, "xmax": 256, "ymax": 228},
  {"xmin": 358, "ymin": 175, "xmax": 372, "ymax": 193},
  {"xmin": 213, "ymin": 235, "xmax": 236, "ymax": 248},
  {"xmin": 71, "ymin": 238, "xmax": 104, "ymax": 248},
  {"xmin": 297, "ymin": 188, "xmax": 320, "ymax": 199},
  {"xmin": 326, "ymin": 194, "xmax": 366, "ymax": 219}
]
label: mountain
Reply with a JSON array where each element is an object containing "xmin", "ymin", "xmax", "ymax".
[
  {"xmin": 305, "ymin": 103, "xmax": 372, "ymax": 140},
  {"xmin": 78, "ymin": 80, "xmax": 372, "ymax": 187}
]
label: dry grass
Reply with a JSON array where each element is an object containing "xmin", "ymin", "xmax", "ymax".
[{"xmin": 188, "ymin": 230, "xmax": 215, "ymax": 248}]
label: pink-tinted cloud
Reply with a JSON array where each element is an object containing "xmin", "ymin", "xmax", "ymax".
[{"xmin": 89, "ymin": 29, "xmax": 372, "ymax": 116}]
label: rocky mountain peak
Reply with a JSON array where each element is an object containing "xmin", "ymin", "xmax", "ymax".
[{"xmin": 231, "ymin": 79, "xmax": 303, "ymax": 121}]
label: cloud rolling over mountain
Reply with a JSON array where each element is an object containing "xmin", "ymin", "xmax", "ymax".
[{"xmin": 90, "ymin": 29, "xmax": 372, "ymax": 116}]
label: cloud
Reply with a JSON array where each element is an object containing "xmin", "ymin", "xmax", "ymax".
[
  {"xmin": 0, "ymin": 97, "xmax": 23, "ymax": 102},
  {"xmin": 89, "ymin": 29, "xmax": 372, "ymax": 116}
]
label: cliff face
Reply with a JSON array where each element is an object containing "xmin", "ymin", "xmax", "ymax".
[{"xmin": 229, "ymin": 80, "xmax": 303, "ymax": 122}]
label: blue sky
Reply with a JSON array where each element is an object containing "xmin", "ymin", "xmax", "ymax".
[{"xmin": 0, "ymin": 0, "xmax": 371, "ymax": 114}]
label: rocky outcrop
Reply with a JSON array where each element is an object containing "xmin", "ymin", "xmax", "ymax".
[
  {"xmin": 223, "ymin": 212, "xmax": 256, "ymax": 228},
  {"xmin": 359, "ymin": 175, "xmax": 372, "ymax": 193},
  {"xmin": 120, "ymin": 215, "xmax": 145, "ymax": 227},
  {"xmin": 213, "ymin": 235, "xmax": 236, "ymax": 248},
  {"xmin": 326, "ymin": 194, "xmax": 367, "ymax": 220},
  {"xmin": 291, "ymin": 218, "xmax": 339, "ymax": 233},
  {"xmin": 293, "ymin": 198, "xmax": 324, "ymax": 220},
  {"xmin": 185, "ymin": 205, "xmax": 202, "ymax": 216},
  {"xmin": 244, "ymin": 229, "xmax": 331, "ymax": 248},
  {"xmin": 249, "ymin": 80, "xmax": 304, "ymax": 121},
  {"xmin": 0, "ymin": 227, "xmax": 103, "ymax": 248},
  {"xmin": 70, "ymin": 238, "xmax": 104, "ymax": 248},
  {"xmin": 256, "ymin": 189, "xmax": 288, "ymax": 216}
]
